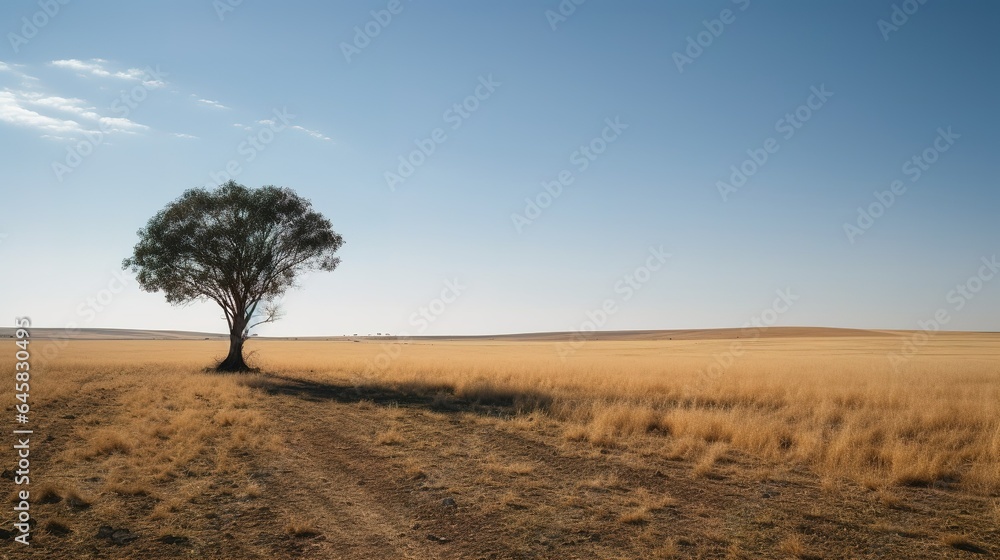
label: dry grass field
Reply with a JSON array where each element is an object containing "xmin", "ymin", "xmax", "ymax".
[{"xmin": 1, "ymin": 329, "xmax": 998, "ymax": 558}]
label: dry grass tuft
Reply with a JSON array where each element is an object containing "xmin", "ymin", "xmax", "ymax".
[
  {"xmin": 618, "ymin": 506, "xmax": 651, "ymax": 524},
  {"xmin": 374, "ymin": 428, "xmax": 404, "ymax": 445},
  {"xmin": 651, "ymin": 538, "xmax": 681, "ymax": 558},
  {"xmin": 778, "ymin": 534, "xmax": 810, "ymax": 558},
  {"xmin": 79, "ymin": 428, "xmax": 133, "ymax": 459},
  {"xmin": 578, "ymin": 473, "xmax": 620, "ymax": 492},
  {"xmin": 285, "ymin": 518, "xmax": 322, "ymax": 538},
  {"xmin": 485, "ymin": 458, "xmax": 535, "ymax": 476},
  {"xmin": 876, "ymin": 487, "xmax": 902, "ymax": 508},
  {"xmin": 693, "ymin": 442, "xmax": 728, "ymax": 478},
  {"xmin": 398, "ymin": 457, "xmax": 425, "ymax": 480},
  {"xmin": 619, "ymin": 487, "xmax": 676, "ymax": 524},
  {"xmin": 105, "ymin": 481, "xmax": 153, "ymax": 497},
  {"xmin": 940, "ymin": 533, "xmax": 990, "ymax": 554}
]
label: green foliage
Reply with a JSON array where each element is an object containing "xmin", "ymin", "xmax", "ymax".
[{"xmin": 123, "ymin": 181, "xmax": 344, "ymax": 334}]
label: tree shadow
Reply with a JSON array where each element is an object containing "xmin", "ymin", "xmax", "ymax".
[{"xmin": 246, "ymin": 373, "xmax": 552, "ymax": 418}]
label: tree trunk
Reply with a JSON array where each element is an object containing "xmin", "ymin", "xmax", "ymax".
[{"xmin": 217, "ymin": 319, "xmax": 250, "ymax": 372}]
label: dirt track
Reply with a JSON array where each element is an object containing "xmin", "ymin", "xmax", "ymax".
[{"xmin": 236, "ymin": 375, "xmax": 999, "ymax": 559}]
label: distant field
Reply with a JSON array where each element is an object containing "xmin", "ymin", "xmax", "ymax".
[
  {"xmin": 0, "ymin": 325, "xmax": 919, "ymax": 341},
  {"xmin": 2, "ymin": 329, "xmax": 998, "ymax": 558}
]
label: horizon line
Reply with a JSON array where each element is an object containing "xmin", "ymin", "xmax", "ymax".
[{"xmin": 3, "ymin": 325, "xmax": 998, "ymax": 340}]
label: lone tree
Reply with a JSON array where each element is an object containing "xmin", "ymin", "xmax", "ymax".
[{"xmin": 123, "ymin": 181, "xmax": 344, "ymax": 371}]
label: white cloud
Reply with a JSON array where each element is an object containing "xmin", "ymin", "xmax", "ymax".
[
  {"xmin": 0, "ymin": 90, "xmax": 89, "ymax": 136},
  {"xmin": 0, "ymin": 88, "xmax": 149, "ymax": 138},
  {"xmin": 5, "ymin": 60, "xmax": 333, "ymax": 144},
  {"xmin": 0, "ymin": 61, "xmax": 22, "ymax": 75},
  {"xmin": 99, "ymin": 116, "xmax": 148, "ymax": 133},
  {"xmin": 292, "ymin": 125, "xmax": 331, "ymax": 141},
  {"xmin": 16, "ymin": 90, "xmax": 147, "ymax": 133},
  {"xmin": 50, "ymin": 59, "xmax": 165, "ymax": 88},
  {"xmin": 195, "ymin": 98, "xmax": 230, "ymax": 110},
  {"xmin": 0, "ymin": 60, "xmax": 40, "ymax": 85},
  {"xmin": 18, "ymin": 91, "xmax": 102, "ymax": 120},
  {"xmin": 251, "ymin": 119, "xmax": 331, "ymax": 141}
]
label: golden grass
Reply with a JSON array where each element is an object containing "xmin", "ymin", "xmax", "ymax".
[
  {"xmin": 284, "ymin": 518, "xmax": 321, "ymax": 538},
  {"xmin": 578, "ymin": 473, "xmax": 621, "ymax": 491},
  {"xmin": 484, "ymin": 456, "xmax": 536, "ymax": 476},
  {"xmin": 618, "ymin": 486, "xmax": 677, "ymax": 524},
  {"xmin": 940, "ymin": 533, "xmax": 990, "ymax": 554},
  {"xmin": 401, "ymin": 457, "xmax": 427, "ymax": 480},
  {"xmin": 7, "ymin": 331, "xmax": 1000, "ymax": 500},
  {"xmin": 693, "ymin": 442, "xmax": 729, "ymax": 478},
  {"xmin": 618, "ymin": 506, "xmax": 651, "ymax": 524},
  {"xmin": 651, "ymin": 538, "xmax": 681, "ymax": 558},
  {"xmin": 0, "ymin": 342, "xmax": 280, "ymax": 538},
  {"xmin": 165, "ymin": 332, "xmax": 1000, "ymax": 495},
  {"xmin": 374, "ymin": 427, "xmax": 404, "ymax": 445},
  {"xmin": 2, "ymin": 333, "xmax": 996, "ymax": 558},
  {"xmin": 778, "ymin": 533, "xmax": 810, "ymax": 557}
]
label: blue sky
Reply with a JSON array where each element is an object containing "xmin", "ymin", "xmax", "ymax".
[{"xmin": 0, "ymin": 0, "xmax": 997, "ymax": 336}]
